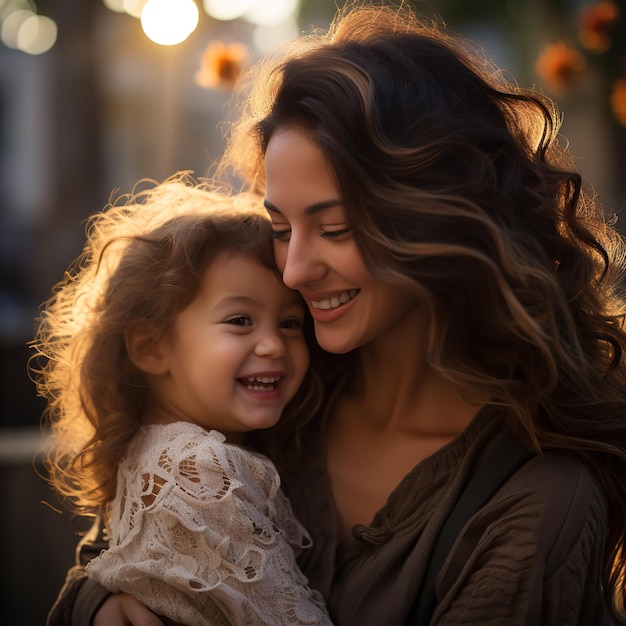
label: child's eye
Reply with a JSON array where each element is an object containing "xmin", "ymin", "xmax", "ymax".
[
  {"xmin": 280, "ymin": 317, "xmax": 303, "ymax": 330},
  {"xmin": 225, "ymin": 316, "xmax": 252, "ymax": 326},
  {"xmin": 321, "ymin": 226, "xmax": 353, "ymax": 240}
]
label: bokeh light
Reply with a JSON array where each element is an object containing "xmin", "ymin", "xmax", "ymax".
[
  {"xmin": 0, "ymin": 0, "xmax": 36, "ymax": 19},
  {"xmin": 16, "ymin": 14, "xmax": 57, "ymax": 54},
  {"xmin": 245, "ymin": 0, "xmax": 297, "ymax": 26},
  {"xmin": 102, "ymin": 0, "xmax": 126, "ymax": 12},
  {"xmin": 203, "ymin": 0, "xmax": 298, "ymax": 25},
  {"xmin": 1, "ymin": 8, "xmax": 34, "ymax": 48},
  {"xmin": 141, "ymin": 0, "xmax": 199, "ymax": 46},
  {"xmin": 203, "ymin": 0, "xmax": 252, "ymax": 22},
  {"xmin": 124, "ymin": 0, "xmax": 147, "ymax": 19}
]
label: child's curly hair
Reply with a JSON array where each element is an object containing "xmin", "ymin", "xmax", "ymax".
[{"xmin": 30, "ymin": 172, "xmax": 322, "ymax": 517}]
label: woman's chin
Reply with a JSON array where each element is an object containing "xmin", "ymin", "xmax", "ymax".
[{"xmin": 314, "ymin": 329, "xmax": 360, "ymax": 355}]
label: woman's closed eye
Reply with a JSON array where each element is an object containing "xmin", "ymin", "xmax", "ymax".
[
  {"xmin": 270, "ymin": 227, "xmax": 291, "ymax": 241},
  {"xmin": 269, "ymin": 223, "xmax": 353, "ymax": 242},
  {"xmin": 321, "ymin": 226, "xmax": 353, "ymax": 240},
  {"xmin": 270, "ymin": 226, "xmax": 353, "ymax": 241}
]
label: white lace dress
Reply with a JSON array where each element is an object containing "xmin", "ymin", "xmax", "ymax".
[{"xmin": 86, "ymin": 422, "xmax": 332, "ymax": 625}]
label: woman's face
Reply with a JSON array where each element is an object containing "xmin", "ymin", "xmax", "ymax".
[{"xmin": 264, "ymin": 126, "xmax": 419, "ymax": 354}]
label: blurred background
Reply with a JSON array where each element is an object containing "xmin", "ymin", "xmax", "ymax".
[{"xmin": 0, "ymin": 0, "xmax": 624, "ymax": 623}]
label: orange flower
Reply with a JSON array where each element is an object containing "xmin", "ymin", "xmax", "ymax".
[
  {"xmin": 535, "ymin": 41, "xmax": 587, "ymax": 93},
  {"xmin": 610, "ymin": 78, "xmax": 626, "ymax": 127},
  {"xmin": 578, "ymin": 1, "xmax": 619, "ymax": 53},
  {"xmin": 195, "ymin": 41, "xmax": 248, "ymax": 91}
]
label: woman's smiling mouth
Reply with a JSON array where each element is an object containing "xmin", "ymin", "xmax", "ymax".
[{"xmin": 311, "ymin": 289, "xmax": 360, "ymax": 310}]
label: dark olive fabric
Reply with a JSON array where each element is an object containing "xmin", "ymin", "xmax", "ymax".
[{"xmin": 47, "ymin": 513, "xmax": 109, "ymax": 626}]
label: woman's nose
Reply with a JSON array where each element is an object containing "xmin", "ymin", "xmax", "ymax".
[{"xmin": 278, "ymin": 235, "xmax": 325, "ymax": 290}]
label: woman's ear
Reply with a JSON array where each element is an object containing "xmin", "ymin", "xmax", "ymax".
[{"xmin": 125, "ymin": 321, "xmax": 170, "ymax": 376}]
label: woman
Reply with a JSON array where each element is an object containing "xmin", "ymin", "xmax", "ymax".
[{"xmin": 50, "ymin": 2, "xmax": 626, "ymax": 624}]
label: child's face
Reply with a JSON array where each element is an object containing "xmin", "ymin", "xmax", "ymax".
[{"xmin": 147, "ymin": 250, "xmax": 309, "ymax": 437}]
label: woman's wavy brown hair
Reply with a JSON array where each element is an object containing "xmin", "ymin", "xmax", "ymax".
[
  {"xmin": 30, "ymin": 172, "xmax": 322, "ymax": 517},
  {"xmin": 222, "ymin": 2, "xmax": 626, "ymax": 618}
]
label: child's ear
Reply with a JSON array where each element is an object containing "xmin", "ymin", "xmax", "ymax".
[{"xmin": 125, "ymin": 321, "xmax": 170, "ymax": 376}]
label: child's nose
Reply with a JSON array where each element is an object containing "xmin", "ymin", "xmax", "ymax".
[{"xmin": 254, "ymin": 331, "xmax": 287, "ymax": 358}]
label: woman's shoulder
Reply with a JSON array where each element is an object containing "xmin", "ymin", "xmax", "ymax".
[
  {"xmin": 509, "ymin": 450, "xmax": 607, "ymax": 515},
  {"xmin": 437, "ymin": 450, "xmax": 610, "ymax": 623},
  {"xmin": 480, "ymin": 449, "xmax": 609, "ymax": 567}
]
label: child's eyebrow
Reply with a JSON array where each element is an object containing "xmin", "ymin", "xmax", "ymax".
[
  {"xmin": 214, "ymin": 295, "xmax": 258, "ymax": 309},
  {"xmin": 263, "ymin": 199, "xmax": 343, "ymax": 216},
  {"xmin": 214, "ymin": 294, "xmax": 303, "ymax": 309}
]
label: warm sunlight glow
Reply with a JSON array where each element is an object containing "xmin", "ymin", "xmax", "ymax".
[{"xmin": 141, "ymin": 0, "xmax": 199, "ymax": 45}]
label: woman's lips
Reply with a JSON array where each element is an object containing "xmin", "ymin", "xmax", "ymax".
[{"xmin": 306, "ymin": 289, "xmax": 360, "ymax": 322}]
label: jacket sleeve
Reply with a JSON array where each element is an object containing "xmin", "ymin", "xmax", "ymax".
[{"xmin": 47, "ymin": 513, "xmax": 111, "ymax": 626}]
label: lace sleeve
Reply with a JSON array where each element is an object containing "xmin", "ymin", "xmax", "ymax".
[{"xmin": 86, "ymin": 423, "xmax": 332, "ymax": 626}]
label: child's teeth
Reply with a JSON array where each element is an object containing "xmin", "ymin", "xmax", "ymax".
[{"xmin": 247, "ymin": 376, "xmax": 279, "ymax": 383}]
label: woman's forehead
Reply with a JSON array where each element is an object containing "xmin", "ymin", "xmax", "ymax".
[{"xmin": 264, "ymin": 127, "xmax": 341, "ymax": 212}]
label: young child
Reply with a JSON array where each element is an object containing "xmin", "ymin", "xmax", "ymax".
[{"xmin": 31, "ymin": 173, "xmax": 332, "ymax": 625}]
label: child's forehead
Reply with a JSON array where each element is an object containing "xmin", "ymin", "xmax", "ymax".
[
  {"xmin": 209, "ymin": 248, "xmax": 274, "ymax": 273},
  {"xmin": 201, "ymin": 248, "xmax": 299, "ymax": 301}
]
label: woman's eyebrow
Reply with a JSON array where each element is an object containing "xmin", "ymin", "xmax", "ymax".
[{"xmin": 264, "ymin": 198, "xmax": 343, "ymax": 216}]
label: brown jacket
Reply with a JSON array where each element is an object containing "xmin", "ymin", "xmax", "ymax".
[{"xmin": 286, "ymin": 410, "xmax": 614, "ymax": 625}]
